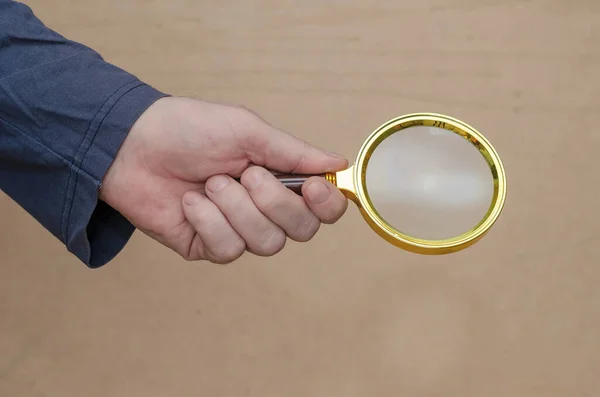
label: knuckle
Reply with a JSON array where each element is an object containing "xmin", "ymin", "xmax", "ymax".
[
  {"xmin": 256, "ymin": 193, "xmax": 281, "ymax": 215},
  {"xmin": 255, "ymin": 229, "xmax": 286, "ymax": 256},
  {"xmin": 293, "ymin": 215, "xmax": 320, "ymax": 242},
  {"xmin": 182, "ymin": 242, "xmax": 204, "ymax": 262},
  {"xmin": 239, "ymin": 133, "xmax": 270, "ymax": 164},
  {"xmin": 290, "ymin": 140, "xmax": 310, "ymax": 174},
  {"xmin": 229, "ymin": 104, "xmax": 260, "ymax": 126},
  {"xmin": 212, "ymin": 239, "xmax": 246, "ymax": 264}
]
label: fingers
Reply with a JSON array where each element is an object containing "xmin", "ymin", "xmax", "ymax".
[
  {"xmin": 204, "ymin": 174, "xmax": 287, "ymax": 257},
  {"xmin": 181, "ymin": 191, "xmax": 246, "ymax": 264},
  {"xmin": 302, "ymin": 177, "xmax": 349, "ymax": 224},
  {"xmin": 240, "ymin": 167, "xmax": 321, "ymax": 242},
  {"xmin": 181, "ymin": 167, "xmax": 349, "ymax": 264},
  {"xmin": 255, "ymin": 130, "xmax": 349, "ymax": 175},
  {"xmin": 229, "ymin": 106, "xmax": 349, "ymax": 174}
]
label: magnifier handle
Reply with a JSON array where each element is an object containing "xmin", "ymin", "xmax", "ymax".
[
  {"xmin": 271, "ymin": 173, "xmax": 327, "ymax": 195},
  {"xmin": 230, "ymin": 173, "xmax": 326, "ymax": 195},
  {"xmin": 195, "ymin": 173, "xmax": 330, "ymax": 196}
]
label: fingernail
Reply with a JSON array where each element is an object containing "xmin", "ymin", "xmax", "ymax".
[
  {"xmin": 183, "ymin": 191, "xmax": 202, "ymax": 206},
  {"xmin": 207, "ymin": 175, "xmax": 229, "ymax": 193},
  {"xmin": 306, "ymin": 180, "xmax": 330, "ymax": 204}
]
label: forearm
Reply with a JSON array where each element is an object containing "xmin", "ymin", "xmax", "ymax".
[{"xmin": 0, "ymin": 1, "xmax": 168, "ymax": 267}]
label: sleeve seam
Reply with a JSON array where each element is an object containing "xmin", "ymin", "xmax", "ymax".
[{"xmin": 60, "ymin": 79, "xmax": 146, "ymax": 244}]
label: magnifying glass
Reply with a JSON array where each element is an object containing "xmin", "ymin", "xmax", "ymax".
[
  {"xmin": 268, "ymin": 113, "xmax": 507, "ymax": 255},
  {"xmin": 215, "ymin": 113, "xmax": 505, "ymax": 254}
]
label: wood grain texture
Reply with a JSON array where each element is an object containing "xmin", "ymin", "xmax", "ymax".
[{"xmin": 2, "ymin": 0, "xmax": 599, "ymax": 396}]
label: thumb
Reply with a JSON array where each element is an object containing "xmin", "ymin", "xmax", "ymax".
[{"xmin": 237, "ymin": 109, "xmax": 349, "ymax": 174}]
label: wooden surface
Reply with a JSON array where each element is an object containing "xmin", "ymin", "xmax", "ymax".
[{"xmin": 2, "ymin": 1, "xmax": 599, "ymax": 396}]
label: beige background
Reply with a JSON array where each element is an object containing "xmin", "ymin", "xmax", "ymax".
[{"xmin": 2, "ymin": 0, "xmax": 599, "ymax": 396}]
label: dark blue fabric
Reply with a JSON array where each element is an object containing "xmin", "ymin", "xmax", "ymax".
[{"xmin": 0, "ymin": 1, "xmax": 169, "ymax": 267}]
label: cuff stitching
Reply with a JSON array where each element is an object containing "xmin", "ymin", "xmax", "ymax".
[{"xmin": 60, "ymin": 79, "xmax": 144, "ymax": 245}]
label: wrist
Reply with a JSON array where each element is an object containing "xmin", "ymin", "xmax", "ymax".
[{"xmin": 97, "ymin": 87, "xmax": 169, "ymax": 207}]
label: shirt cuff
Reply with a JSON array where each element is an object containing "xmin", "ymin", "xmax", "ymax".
[{"xmin": 62, "ymin": 82, "xmax": 169, "ymax": 268}]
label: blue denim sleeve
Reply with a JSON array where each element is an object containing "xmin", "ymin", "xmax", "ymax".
[{"xmin": 0, "ymin": 1, "xmax": 169, "ymax": 267}]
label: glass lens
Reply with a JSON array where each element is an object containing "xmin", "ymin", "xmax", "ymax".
[{"xmin": 365, "ymin": 125, "xmax": 494, "ymax": 240}]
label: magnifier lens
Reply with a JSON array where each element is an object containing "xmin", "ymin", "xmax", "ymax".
[{"xmin": 365, "ymin": 126, "xmax": 495, "ymax": 241}]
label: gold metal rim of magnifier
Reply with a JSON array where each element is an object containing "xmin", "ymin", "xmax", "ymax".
[{"xmin": 325, "ymin": 113, "xmax": 507, "ymax": 255}]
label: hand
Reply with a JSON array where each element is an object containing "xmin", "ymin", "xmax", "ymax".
[{"xmin": 99, "ymin": 96, "xmax": 349, "ymax": 264}]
